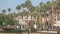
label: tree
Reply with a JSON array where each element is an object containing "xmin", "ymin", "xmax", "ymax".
[
  {"xmin": 55, "ymin": 0, "xmax": 60, "ymax": 9},
  {"xmin": 7, "ymin": 8, "xmax": 11, "ymax": 14},
  {"xmin": 22, "ymin": 10, "xmax": 29, "ymax": 16},
  {"xmin": 46, "ymin": 1, "xmax": 52, "ymax": 10},
  {"xmin": 25, "ymin": 0, "xmax": 35, "ymax": 23},
  {"xmin": 0, "ymin": 14, "xmax": 4, "ymax": 25},
  {"xmin": 6, "ymin": 14, "xmax": 14, "ymax": 25},
  {"xmin": 2, "ymin": 9, "xmax": 6, "ymax": 25},
  {"xmin": 16, "ymin": 5, "xmax": 21, "ymax": 10},
  {"xmin": 16, "ymin": 3, "xmax": 25, "ymax": 11},
  {"xmin": 25, "ymin": 0, "xmax": 34, "ymax": 12},
  {"xmin": 56, "ymin": 0, "xmax": 60, "ymax": 6},
  {"xmin": 7, "ymin": 8, "xmax": 12, "ymax": 25},
  {"xmin": 39, "ymin": 2, "xmax": 52, "ymax": 30},
  {"xmin": 2, "ymin": 9, "xmax": 6, "ymax": 14}
]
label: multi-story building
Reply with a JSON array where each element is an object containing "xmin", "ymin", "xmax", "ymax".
[
  {"xmin": 15, "ymin": 15, "xmax": 35, "ymax": 26},
  {"xmin": 54, "ymin": 9, "xmax": 60, "ymax": 26}
]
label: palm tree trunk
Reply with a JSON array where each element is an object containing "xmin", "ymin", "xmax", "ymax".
[
  {"xmin": 40, "ymin": 15, "xmax": 42, "ymax": 30},
  {"xmin": 13, "ymin": 14, "xmax": 15, "ymax": 25},
  {"xmin": 51, "ymin": 2, "xmax": 54, "ymax": 30}
]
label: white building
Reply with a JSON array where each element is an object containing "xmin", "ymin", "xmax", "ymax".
[{"xmin": 15, "ymin": 15, "xmax": 35, "ymax": 25}]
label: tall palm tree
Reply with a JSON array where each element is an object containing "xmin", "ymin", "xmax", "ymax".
[
  {"xmin": 39, "ymin": 2, "xmax": 46, "ymax": 30},
  {"xmin": 2, "ymin": 9, "xmax": 6, "ymax": 14},
  {"xmin": 16, "ymin": 3, "xmax": 25, "ymax": 21},
  {"xmin": 16, "ymin": 3, "xmax": 25, "ymax": 12},
  {"xmin": 7, "ymin": 8, "xmax": 11, "ymax": 25},
  {"xmin": 25, "ymin": 0, "xmax": 34, "ymax": 12},
  {"xmin": 16, "ymin": 3, "xmax": 26, "ymax": 25},
  {"xmin": 39, "ymin": 2, "xmax": 51, "ymax": 30},
  {"xmin": 2, "ymin": 9, "xmax": 6, "ymax": 25},
  {"xmin": 7, "ymin": 8, "xmax": 11, "ymax": 14},
  {"xmin": 16, "ymin": 5, "xmax": 21, "ymax": 11},
  {"xmin": 22, "ymin": 10, "xmax": 28, "ymax": 16},
  {"xmin": 25, "ymin": 0, "xmax": 34, "ymax": 22}
]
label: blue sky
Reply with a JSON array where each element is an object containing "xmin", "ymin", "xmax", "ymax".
[{"xmin": 0, "ymin": 0, "xmax": 50, "ymax": 12}]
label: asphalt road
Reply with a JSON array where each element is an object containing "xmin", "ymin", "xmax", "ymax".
[
  {"xmin": 4, "ymin": 32, "xmax": 56, "ymax": 34},
  {"xmin": 0, "ymin": 32, "xmax": 57, "ymax": 34},
  {"xmin": 42, "ymin": 32, "xmax": 56, "ymax": 34}
]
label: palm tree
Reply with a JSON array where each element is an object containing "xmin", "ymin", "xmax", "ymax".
[
  {"xmin": 46, "ymin": 0, "xmax": 57, "ymax": 30},
  {"xmin": 22, "ymin": 10, "xmax": 28, "ymax": 16},
  {"xmin": 2, "ymin": 9, "xmax": 6, "ymax": 14},
  {"xmin": 56, "ymin": 0, "xmax": 60, "ymax": 6},
  {"xmin": 16, "ymin": 3, "xmax": 27, "ymax": 26},
  {"xmin": 7, "ymin": 8, "xmax": 11, "ymax": 25},
  {"xmin": 2, "ymin": 9, "xmax": 6, "ymax": 25},
  {"xmin": 25, "ymin": 0, "xmax": 34, "ymax": 22},
  {"xmin": 7, "ymin": 8, "xmax": 11, "ymax": 14},
  {"xmin": 16, "ymin": 3, "xmax": 25, "ymax": 12},
  {"xmin": 39, "ymin": 2, "xmax": 46, "ymax": 30},
  {"xmin": 16, "ymin": 5, "xmax": 21, "ymax": 11},
  {"xmin": 39, "ymin": 2, "xmax": 51, "ymax": 30},
  {"xmin": 25, "ymin": 0, "xmax": 34, "ymax": 12},
  {"xmin": 16, "ymin": 3, "xmax": 25, "ymax": 21}
]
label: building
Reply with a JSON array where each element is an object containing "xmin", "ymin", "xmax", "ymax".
[{"xmin": 15, "ymin": 15, "xmax": 35, "ymax": 26}]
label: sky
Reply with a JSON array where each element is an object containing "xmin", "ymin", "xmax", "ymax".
[{"xmin": 0, "ymin": 0, "xmax": 50, "ymax": 12}]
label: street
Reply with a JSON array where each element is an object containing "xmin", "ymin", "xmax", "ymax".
[{"xmin": 0, "ymin": 32, "xmax": 57, "ymax": 34}]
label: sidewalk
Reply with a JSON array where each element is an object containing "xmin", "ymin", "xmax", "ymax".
[{"xmin": 37, "ymin": 31, "xmax": 57, "ymax": 33}]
